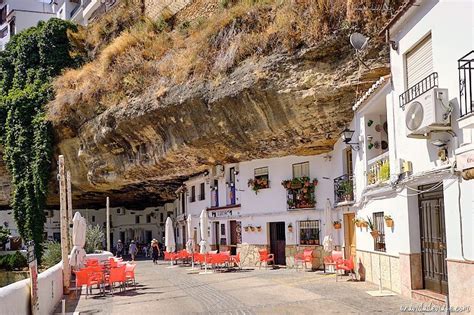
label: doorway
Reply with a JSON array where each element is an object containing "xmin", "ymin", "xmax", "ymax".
[
  {"xmin": 213, "ymin": 222, "xmax": 220, "ymax": 252},
  {"xmin": 182, "ymin": 226, "xmax": 186, "ymax": 249},
  {"xmin": 119, "ymin": 231, "xmax": 125, "ymax": 243},
  {"xmin": 145, "ymin": 230, "xmax": 152, "ymax": 244},
  {"xmin": 419, "ymin": 184, "xmax": 448, "ymax": 295},
  {"xmin": 343, "ymin": 213, "xmax": 356, "ymax": 259},
  {"xmin": 229, "ymin": 220, "xmax": 240, "ymax": 255},
  {"xmin": 269, "ymin": 222, "xmax": 286, "ymax": 265}
]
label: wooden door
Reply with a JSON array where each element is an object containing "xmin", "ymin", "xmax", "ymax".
[
  {"xmin": 230, "ymin": 220, "xmax": 238, "ymax": 255},
  {"xmin": 419, "ymin": 185, "xmax": 448, "ymax": 295},
  {"xmin": 343, "ymin": 213, "xmax": 356, "ymax": 259},
  {"xmin": 213, "ymin": 222, "xmax": 220, "ymax": 252},
  {"xmin": 270, "ymin": 222, "xmax": 286, "ymax": 265}
]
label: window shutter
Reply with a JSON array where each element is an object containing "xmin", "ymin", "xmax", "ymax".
[
  {"xmin": 406, "ymin": 35, "xmax": 433, "ymax": 88},
  {"xmin": 302, "ymin": 162, "xmax": 310, "ymax": 177}
]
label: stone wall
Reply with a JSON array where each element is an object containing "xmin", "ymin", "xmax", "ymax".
[
  {"xmin": 286, "ymin": 245, "xmax": 324, "ymax": 270},
  {"xmin": 144, "ymin": 0, "xmax": 192, "ymax": 20},
  {"xmin": 356, "ymin": 250, "xmax": 401, "ymax": 294}
]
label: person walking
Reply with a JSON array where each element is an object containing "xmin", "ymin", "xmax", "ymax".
[
  {"xmin": 129, "ymin": 240, "xmax": 138, "ymax": 261},
  {"xmin": 116, "ymin": 240, "xmax": 123, "ymax": 258},
  {"xmin": 151, "ymin": 239, "xmax": 160, "ymax": 264}
]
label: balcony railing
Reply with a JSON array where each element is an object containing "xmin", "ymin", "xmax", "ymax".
[
  {"xmin": 334, "ymin": 174, "xmax": 354, "ymax": 204},
  {"xmin": 399, "ymin": 72, "xmax": 438, "ymax": 109},
  {"xmin": 367, "ymin": 152, "xmax": 390, "ymax": 185},
  {"xmin": 458, "ymin": 51, "xmax": 474, "ymax": 118}
]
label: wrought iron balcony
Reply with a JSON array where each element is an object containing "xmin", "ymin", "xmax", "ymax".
[
  {"xmin": 399, "ymin": 72, "xmax": 438, "ymax": 109},
  {"xmin": 334, "ymin": 174, "xmax": 354, "ymax": 204},
  {"xmin": 459, "ymin": 51, "xmax": 474, "ymax": 118}
]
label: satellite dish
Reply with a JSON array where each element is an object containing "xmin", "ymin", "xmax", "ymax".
[
  {"xmin": 350, "ymin": 33, "xmax": 369, "ymax": 51},
  {"xmin": 405, "ymin": 101, "xmax": 424, "ymax": 131}
]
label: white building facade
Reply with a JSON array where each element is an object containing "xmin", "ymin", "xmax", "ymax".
[
  {"xmin": 54, "ymin": 0, "xmax": 118, "ymax": 26},
  {"xmin": 0, "ymin": 0, "xmax": 56, "ymax": 50}
]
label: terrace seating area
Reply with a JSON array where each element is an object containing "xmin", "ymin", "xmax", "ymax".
[{"xmin": 72, "ymin": 257, "xmax": 137, "ymax": 298}]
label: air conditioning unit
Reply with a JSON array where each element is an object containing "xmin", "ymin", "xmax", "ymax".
[{"xmin": 405, "ymin": 88, "xmax": 451, "ymax": 138}]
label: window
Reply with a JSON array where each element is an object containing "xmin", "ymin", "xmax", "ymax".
[
  {"xmin": 146, "ymin": 214, "xmax": 151, "ymax": 223},
  {"xmin": 293, "ymin": 162, "xmax": 310, "ymax": 178},
  {"xmin": 199, "ymin": 183, "xmax": 205, "ymax": 201},
  {"xmin": 190, "ymin": 186, "xmax": 196, "ymax": 202},
  {"xmin": 92, "ymin": 215, "xmax": 95, "ymax": 222},
  {"xmin": 253, "ymin": 167, "xmax": 269, "ymax": 189},
  {"xmin": 9, "ymin": 18, "xmax": 15, "ymax": 36},
  {"xmin": 160, "ymin": 212, "xmax": 164, "ymax": 223},
  {"xmin": 135, "ymin": 215, "xmax": 140, "ymax": 224},
  {"xmin": 0, "ymin": 6, "xmax": 7, "ymax": 25},
  {"xmin": 299, "ymin": 220, "xmax": 320, "ymax": 245},
  {"xmin": 405, "ymin": 34, "xmax": 433, "ymax": 89},
  {"xmin": 220, "ymin": 223, "xmax": 225, "ymax": 235},
  {"xmin": 373, "ymin": 212, "xmax": 386, "ymax": 252}
]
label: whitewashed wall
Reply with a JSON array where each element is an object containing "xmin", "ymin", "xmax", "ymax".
[
  {"xmin": 0, "ymin": 278, "xmax": 30, "ymax": 315},
  {"xmin": 388, "ymin": 0, "xmax": 474, "ymax": 261}
]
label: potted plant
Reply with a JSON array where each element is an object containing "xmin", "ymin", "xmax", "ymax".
[
  {"xmin": 367, "ymin": 216, "xmax": 379, "ymax": 238},
  {"xmin": 256, "ymin": 226, "xmax": 262, "ymax": 232},
  {"xmin": 244, "ymin": 226, "xmax": 250, "ymax": 232},
  {"xmin": 338, "ymin": 180, "xmax": 353, "ymax": 201},
  {"xmin": 288, "ymin": 223, "xmax": 293, "ymax": 232},
  {"xmin": 380, "ymin": 161, "xmax": 390, "ymax": 181},
  {"xmin": 333, "ymin": 220, "xmax": 342, "ymax": 229},
  {"xmin": 384, "ymin": 215, "xmax": 394, "ymax": 227},
  {"xmin": 353, "ymin": 217, "xmax": 362, "ymax": 228},
  {"xmin": 250, "ymin": 226, "xmax": 255, "ymax": 232},
  {"xmin": 359, "ymin": 218, "xmax": 369, "ymax": 228}
]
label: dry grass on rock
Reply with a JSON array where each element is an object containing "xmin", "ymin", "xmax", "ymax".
[{"xmin": 48, "ymin": 0, "xmax": 400, "ymax": 128}]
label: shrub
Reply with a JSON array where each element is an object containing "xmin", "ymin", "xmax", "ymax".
[
  {"xmin": 0, "ymin": 252, "xmax": 27, "ymax": 270},
  {"xmin": 42, "ymin": 241, "xmax": 62, "ymax": 268},
  {"xmin": 85, "ymin": 225, "xmax": 104, "ymax": 254}
]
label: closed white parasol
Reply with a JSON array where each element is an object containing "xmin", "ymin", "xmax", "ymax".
[
  {"xmin": 69, "ymin": 212, "xmax": 87, "ymax": 268},
  {"xmin": 165, "ymin": 217, "xmax": 175, "ymax": 253},
  {"xmin": 322, "ymin": 199, "xmax": 334, "ymax": 252},
  {"xmin": 186, "ymin": 215, "xmax": 194, "ymax": 253},
  {"xmin": 199, "ymin": 209, "xmax": 212, "ymax": 274}
]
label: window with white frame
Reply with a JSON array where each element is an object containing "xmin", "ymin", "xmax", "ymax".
[
  {"xmin": 299, "ymin": 220, "xmax": 320, "ymax": 245},
  {"xmin": 293, "ymin": 162, "xmax": 310, "ymax": 178}
]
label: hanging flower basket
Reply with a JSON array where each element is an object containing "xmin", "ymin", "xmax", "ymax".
[
  {"xmin": 360, "ymin": 220, "xmax": 368, "ymax": 228},
  {"xmin": 384, "ymin": 215, "xmax": 394, "ymax": 227},
  {"xmin": 250, "ymin": 226, "xmax": 256, "ymax": 232},
  {"xmin": 370, "ymin": 230, "xmax": 380, "ymax": 238},
  {"xmin": 244, "ymin": 226, "xmax": 250, "ymax": 232},
  {"xmin": 256, "ymin": 226, "xmax": 262, "ymax": 232},
  {"xmin": 333, "ymin": 221, "xmax": 342, "ymax": 229}
]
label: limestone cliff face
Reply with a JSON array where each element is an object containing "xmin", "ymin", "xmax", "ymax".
[{"xmin": 45, "ymin": 37, "xmax": 388, "ymax": 207}]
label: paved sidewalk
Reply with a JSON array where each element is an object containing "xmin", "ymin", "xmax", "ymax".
[{"xmin": 57, "ymin": 260, "xmax": 418, "ymax": 314}]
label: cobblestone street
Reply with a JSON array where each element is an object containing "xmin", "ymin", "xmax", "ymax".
[{"xmin": 59, "ymin": 260, "xmax": 419, "ymax": 314}]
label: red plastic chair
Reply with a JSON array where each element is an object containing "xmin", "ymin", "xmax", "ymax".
[
  {"xmin": 74, "ymin": 268, "xmax": 104, "ymax": 298},
  {"xmin": 85, "ymin": 258, "xmax": 99, "ymax": 266},
  {"xmin": 109, "ymin": 265, "xmax": 126, "ymax": 294},
  {"xmin": 294, "ymin": 249, "xmax": 314, "ymax": 271},
  {"xmin": 230, "ymin": 252, "xmax": 241, "ymax": 269},
  {"xmin": 335, "ymin": 256, "xmax": 355, "ymax": 281},
  {"xmin": 109, "ymin": 257, "xmax": 118, "ymax": 268},
  {"xmin": 258, "ymin": 249, "xmax": 275, "ymax": 269},
  {"xmin": 125, "ymin": 263, "xmax": 137, "ymax": 289},
  {"xmin": 323, "ymin": 250, "xmax": 343, "ymax": 273}
]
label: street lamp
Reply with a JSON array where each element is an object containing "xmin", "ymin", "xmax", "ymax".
[{"xmin": 341, "ymin": 128, "xmax": 360, "ymax": 151}]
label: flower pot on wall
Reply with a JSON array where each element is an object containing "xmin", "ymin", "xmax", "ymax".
[
  {"xmin": 333, "ymin": 223, "xmax": 342, "ymax": 229},
  {"xmin": 370, "ymin": 230, "xmax": 380, "ymax": 238},
  {"xmin": 385, "ymin": 218, "xmax": 394, "ymax": 228},
  {"xmin": 360, "ymin": 221, "xmax": 368, "ymax": 228},
  {"xmin": 250, "ymin": 226, "xmax": 255, "ymax": 232},
  {"xmin": 244, "ymin": 226, "xmax": 249, "ymax": 232},
  {"xmin": 256, "ymin": 226, "xmax": 262, "ymax": 232}
]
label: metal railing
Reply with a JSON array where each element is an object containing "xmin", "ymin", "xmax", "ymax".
[
  {"xmin": 399, "ymin": 72, "xmax": 438, "ymax": 108},
  {"xmin": 334, "ymin": 174, "xmax": 354, "ymax": 204},
  {"xmin": 367, "ymin": 152, "xmax": 390, "ymax": 185},
  {"xmin": 458, "ymin": 51, "xmax": 474, "ymax": 118}
]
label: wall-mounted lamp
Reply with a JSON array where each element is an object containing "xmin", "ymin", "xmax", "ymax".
[
  {"xmin": 203, "ymin": 170, "xmax": 209, "ymax": 176},
  {"xmin": 341, "ymin": 128, "xmax": 360, "ymax": 151}
]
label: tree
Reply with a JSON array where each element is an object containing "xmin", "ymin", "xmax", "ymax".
[{"xmin": 0, "ymin": 19, "xmax": 82, "ymax": 262}]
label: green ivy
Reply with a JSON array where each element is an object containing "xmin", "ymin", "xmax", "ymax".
[{"xmin": 0, "ymin": 19, "xmax": 81, "ymax": 262}]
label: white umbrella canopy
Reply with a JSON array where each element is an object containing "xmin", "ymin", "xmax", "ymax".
[
  {"xmin": 186, "ymin": 215, "xmax": 194, "ymax": 253},
  {"xmin": 199, "ymin": 209, "xmax": 210, "ymax": 254},
  {"xmin": 165, "ymin": 217, "xmax": 175, "ymax": 253},
  {"xmin": 322, "ymin": 199, "xmax": 334, "ymax": 252},
  {"xmin": 70, "ymin": 212, "xmax": 87, "ymax": 268}
]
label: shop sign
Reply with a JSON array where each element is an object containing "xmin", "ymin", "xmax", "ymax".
[
  {"xmin": 210, "ymin": 209, "xmax": 233, "ymax": 219},
  {"xmin": 457, "ymin": 151, "xmax": 474, "ymax": 171}
]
